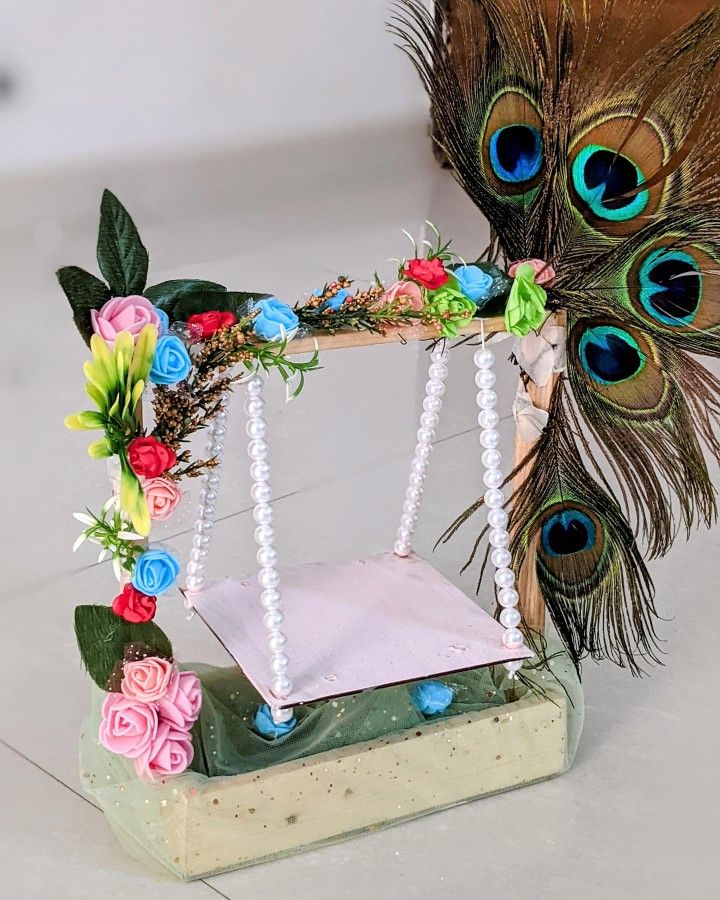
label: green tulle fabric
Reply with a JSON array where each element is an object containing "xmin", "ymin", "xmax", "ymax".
[{"xmin": 80, "ymin": 648, "xmax": 583, "ymax": 879}]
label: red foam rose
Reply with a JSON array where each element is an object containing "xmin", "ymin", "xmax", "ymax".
[
  {"xmin": 187, "ymin": 310, "xmax": 237, "ymax": 338},
  {"xmin": 127, "ymin": 436, "xmax": 177, "ymax": 478},
  {"xmin": 111, "ymin": 584, "xmax": 157, "ymax": 624},
  {"xmin": 403, "ymin": 257, "xmax": 449, "ymax": 291}
]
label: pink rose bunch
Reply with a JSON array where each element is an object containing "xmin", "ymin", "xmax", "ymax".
[
  {"xmin": 508, "ymin": 258, "xmax": 556, "ymax": 287},
  {"xmin": 142, "ymin": 476, "xmax": 183, "ymax": 521},
  {"xmin": 99, "ymin": 656, "xmax": 202, "ymax": 780}
]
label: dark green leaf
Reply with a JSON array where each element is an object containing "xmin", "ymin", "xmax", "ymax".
[
  {"xmin": 96, "ymin": 189, "xmax": 149, "ymax": 296},
  {"xmin": 173, "ymin": 290, "xmax": 272, "ymax": 323},
  {"xmin": 144, "ymin": 279, "xmax": 227, "ymax": 315},
  {"xmin": 56, "ymin": 266, "xmax": 111, "ymax": 345},
  {"xmin": 74, "ymin": 604, "xmax": 173, "ymax": 690}
]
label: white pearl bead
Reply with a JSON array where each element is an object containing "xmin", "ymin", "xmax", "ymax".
[
  {"xmin": 271, "ymin": 706, "xmax": 294, "ymax": 724},
  {"xmin": 423, "ymin": 396, "xmax": 442, "ymax": 414},
  {"xmin": 474, "ymin": 349, "xmax": 494, "ymax": 368},
  {"xmin": 261, "ymin": 589, "xmax": 281, "ymax": 610},
  {"xmin": 494, "ymin": 567, "xmax": 516, "ymax": 589},
  {"xmin": 254, "ymin": 524, "xmax": 275, "ymax": 544},
  {"xmin": 256, "ymin": 546, "xmax": 278, "ymax": 567},
  {"xmin": 192, "ymin": 534, "xmax": 204, "ymax": 549},
  {"xmin": 246, "ymin": 418, "xmax": 268, "ymax": 440},
  {"xmin": 272, "ymin": 675, "xmax": 292, "ymax": 697},
  {"xmin": 397, "ymin": 527, "xmax": 411, "ymax": 542},
  {"xmin": 199, "ymin": 505, "xmax": 215, "ymax": 520},
  {"xmin": 268, "ymin": 632, "xmax": 287, "ymax": 651},
  {"xmin": 403, "ymin": 501, "xmax": 419, "ymax": 516},
  {"xmin": 477, "ymin": 408, "xmax": 499, "ymax": 429},
  {"xmin": 253, "ymin": 504, "xmax": 273, "ymax": 525},
  {"xmin": 504, "ymin": 660, "xmax": 523, "ymax": 674},
  {"xmin": 251, "ymin": 482, "xmax": 272, "ymax": 504},
  {"xmin": 212, "ymin": 426, "xmax": 226, "ymax": 439},
  {"xmin": 483, "ymin": 469, "xmax": 504, "ymax": 489},
  {"xmin": 481, "ymin": 449, "xmax": 502, "ymax": 469},
  {"xmin": 484, "ymin": 488, "xmax": 505, "ymax": 508},
  {"xmin": 206, "ymin": 443, "xmax": 224, "ymax": 456},
  {"xmin": 187, "ymin": 561, "xmax": 204, "ymax": 576},
  {"xmin": 248, "ymin": 440, "xmax": 269, "ymax": 461},
  {"xmin": 409, "ymin": 473, "xmax": 424, "ymax": 488},
  {"xmin": 503, "ymin": 628, "xmax": 524, "ymax": 649},
  {"xmin": 420, "ymin": 412, "xmax": 439, "ymax": 429},
  {"xmin": 487, "ymin": 508, "xmax": 509, "ymax": 529},
  {"xmin": 264, "ymin": 610, "xmax": 284, "ymax": 629},
  {"xmin": 417, "ymin": 427, "xmax": 435, "ymax": 443},
  {"xmin": 244, "ymin": 397, "xmax": 265, "ymax": 417},
  {"xmin": 500, "ymin": 608, "xmax": 522, "ymax": 628},
  {"xmin": 189, "ymin": 548, "xmax": 203, "ymax": 562},
  {"xmin": 429, "ymin": 364, "xmax": 448, "ymax": 380},
  {"xmin": 489, "ymin": 528, "xmax": 510, "ymax": 548},
  {"xmin": 400, "ymin": 514, "xmax": 415, "ymax": 531},
  {"xmin": 270, "ymin": 654, "xmax": 289, "ymax": 674},
  {"xmin": 498, "ymin": 588, "xmax": 519, "ymax": 608},
  {"xmin": 411, "ymin": 458, "xmax": 428, "ymax": 475},
  {"xmin": 426, "ymin": 380, "xmax": 446, "ymax": 398},
  {"xmin": 200, "ymin": 520, "xmax": 214, "ymax": 533},
  {"xmin": 415, "ymin": 444, "xmax": 432, "ymax": 461},
  {"xmin": 206, "ymin": 474, "xmax": 220, "ymax": 487},
  {"xmin": 258, "ymin": 567, "xmax": 280, "ymax": 589},
  {"xmin": 474, "ymin": 369, "xmax": 496, "ymax": 389},
  {"xmin": 394, "ymin": 542, "xmax": 411, "ymax": 557},
  {"xmin": 246, "ymin": 376, "xmax": 263, "ymax": 394},
  {"xmin": 477, "ymin": 389, "xmax": 497, "ymax": 409},
  {"xmin": 250, "ymin": 461, "xmax": 271, "ymax": 483},
  {"xmin": 491, "ymin": 548, "xmax": 512, "ymax": 568},
  {"xmin": 201, "ymin": 489, "xmax": 218, "ymax": 503},
  {"xmin": 185, "ymin": 576, "xmax": 204, "ymax": 591},
  {"xmin": 480, "ymin": 429, "xmax": 500, "ymax": 449}
]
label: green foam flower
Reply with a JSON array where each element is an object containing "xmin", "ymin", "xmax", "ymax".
[
  {"xmin": 426, "ymin": 284, "xmax": 476, "ymax": 338},
  {"xmin": 504, "ymin": 262, "xmax": 548, "ymax": 337}
]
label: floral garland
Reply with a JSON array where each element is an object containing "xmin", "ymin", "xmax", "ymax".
[{"xmin": 63, "ymin": 191, "xmax": 549, "ymax": 778}]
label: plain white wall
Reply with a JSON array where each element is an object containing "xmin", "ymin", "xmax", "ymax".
[{"xmin": 0, "ymin": 0, "xmax": 430, "ymax": 172}]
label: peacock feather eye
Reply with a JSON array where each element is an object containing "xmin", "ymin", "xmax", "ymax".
[
  {"xmin": 578, "ymin": 325, "xmax": 646, "ymax": 385},
  {"xmin": 638, "ymin": 248, "xmax": 702, "ymax": 327},
  {"xmin": 571, "ymin": 145, "xmax": 649, "ymax": 222},
  {"xmin": 541, "ymin": 509, "xmax": 597, "ymax": 558},
  {"xmin": 488, "ymin": 124, "xmax": 543, "ymax": 184}
]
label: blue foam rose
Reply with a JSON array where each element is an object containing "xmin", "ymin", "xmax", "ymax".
[
  {"xmin": 254, "ymin": 703, "xmax": 298, "ymax": 739},
  {"xmin": 153, "ymin": 307, "xmax": 170, "ymax": 334},
  {"xmin": 410, "ymin": 680, "xmax": 454, "ymax": 716},
  {"xmin": 131, "ymin": 548, "xmax": 181, "ymax": 595},
  {"xmin": 453, "ymin": 265, "xmax": 495, "ymax": 305},
  {"xmin": 149, "ymin": 335, "xmax": 192, "ymax": 384},
  {"xmin": 251, "ymin": 297, "xmax": 299, "ymax": 342},
  {"xmin": 321, "ymin": 288, "xmax": 351, "ymax": 311}
]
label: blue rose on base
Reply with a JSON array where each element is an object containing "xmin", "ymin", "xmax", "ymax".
[
  {"xmin": 254, "ymin": 703, "xmax": 298, "ymax": 738},
  {"xmin": 149, "ymin": 335, "xmax": 192, "ymax": 384},
  {"xmin": 453, "ymin": 264, "xmax": 494, "ymax": 305},
  {"xmin": 321, "ymin": 287, "xmax": 351, "ymax": 311},
  {"xmin": 132, "ymin": 547, "xmax": 181, "ymax": 595},
  {"xmin": 153, "ymin": 307, "xmax": 170, "ymax": 334},
  {"xmin": 410, "ymin": 680, "xmax": 454, "ymax": 715},
  {"xmin": 251, "ymin": 298, "xmax": 299, "ymax": 342}
]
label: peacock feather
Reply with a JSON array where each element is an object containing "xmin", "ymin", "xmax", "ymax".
[{"xmin": 393, "ymin": 0, "xmax": 720, "ymax": 674}]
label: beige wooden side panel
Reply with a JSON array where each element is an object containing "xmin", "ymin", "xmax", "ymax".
[{"xmin": 174, "ymin": 692, "xmax": 566, "ymax": 879}]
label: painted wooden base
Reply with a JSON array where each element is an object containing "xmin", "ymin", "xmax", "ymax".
[{"xmin": 124, "ymin": 690, "xmax": 567, "ymax": 880}]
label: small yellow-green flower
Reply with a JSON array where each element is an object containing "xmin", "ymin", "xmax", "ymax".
[{"xmin": 426, "ymin": 285, "xmax": 476, "ymax": 338}]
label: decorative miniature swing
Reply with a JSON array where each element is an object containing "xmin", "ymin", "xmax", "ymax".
[{"xmin": 61, "ymin": 0, "xmax": 720, "ymax": 881}]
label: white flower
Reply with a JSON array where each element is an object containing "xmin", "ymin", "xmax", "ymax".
[{"xmin": 72, "ymin": 512, "xmax": 95, "ymax": 526}]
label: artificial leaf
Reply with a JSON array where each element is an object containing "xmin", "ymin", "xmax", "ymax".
[
  {"xmin": 173, "ymin": 290, "xmax": 272, "ymax": 323},
  {"xmin": 96, "ymin": 189, "xmax": 149, "ymax": 296},
  {"xmin": 56, "ymin": 266, "xmax": 111, "ymax": 345},
  {"xmin": 87, "ymin": 438, "xmax": 113, "ymax": 459},
  {"xmin": 145, "ymin": 279, "xmax": 227, "ymax": 315},
  {"xmin": 74, "ymin": 604, "xmax": 173, "ymax": 690}
]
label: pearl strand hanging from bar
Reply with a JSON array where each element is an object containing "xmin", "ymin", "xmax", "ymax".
[
  {"xmin": 185, "ymin": 393, "xmax": 230, "ymax": 596},
  {"xmin": 474, "ymin": 344, "xmax": 525, "ymax": 678},
  {"xmin": 394, "ymin": 343, "xmax": 450, "ymax": 557},
  {"xmin": 245, "ymin": 374, "xmax": 294, "ymax": 724}
]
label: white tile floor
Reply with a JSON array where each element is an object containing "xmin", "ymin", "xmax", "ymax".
[{"xmin": 1, "ymin": 120, "xmax": 718, "ymax": 898}]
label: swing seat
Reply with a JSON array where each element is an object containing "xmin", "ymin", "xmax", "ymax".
[{"xmin": 191, "ymin": 551, "xmax": 532, "ymax": 708}]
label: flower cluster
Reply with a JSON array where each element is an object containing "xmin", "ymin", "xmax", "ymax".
[{"xmin": 99, "ymin": 656, "xmax": 201, "ymax": 780}]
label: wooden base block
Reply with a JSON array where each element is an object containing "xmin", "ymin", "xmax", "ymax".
[{"xmin": 138, "ymin": 690, "xmax": 567, "ymax": 879}]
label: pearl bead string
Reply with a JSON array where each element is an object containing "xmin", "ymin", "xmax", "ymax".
[
  {"xmin": 474, "ymin": 341, "xmax": 525, "ymax": 678},
  {"xmin": 245, "ymin": 373, "xmax": 294, "ymax": 725},
  {"xmin": 184, "ymin": 392, "xmax": 229, "ymax": 600},
  {"xmin": 394, "ymin": 343, "xmax": 450, "ymax": 557}
]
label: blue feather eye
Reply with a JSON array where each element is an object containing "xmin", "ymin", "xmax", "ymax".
[
  {"xmin": 638, "ymin": 248, "xmax": 702, "ymax": 326},
  {"xmin": 579, "ymin": 325, "xmax": 646, "ymax": 385},
  {"xmin": 488, "ymin": 125, "xmax": 543, "ymax": 184},
  {"xmin": 572, "ymin": 145, "xmax": 649, "ymax": 222},
  {"xmin": 541, "ymin": 509, "xmax": 597, "ymax": 557}
]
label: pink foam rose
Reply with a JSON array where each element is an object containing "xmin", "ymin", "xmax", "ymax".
[
  {"xmin": 142, "ymin": 476, "xmax": 183, "ymax": 521},
  {"xmin": 134, "ymin": 720, "xmax": 194, "ymax": 780},
  {"xmin": 91, "ymin": 295, "xmax": 161, "ymax": 347},
  {"xmin": 158, "ymin": 669, "xmax": 203, "ymax": 729},
  {"xmin": 508, "ymin": 259, "xmax": 556, "ymax": 287},
  {"xmin": 121, "ymin": 656, "xmax": 174, "ymax": 703},
  {"xmin": 380, "ymin": 279, "xmax": 425, "ymax": 311},
  {"xmin": 99, "ymin": 692, "xmax": 158, "ymax": 759}
]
